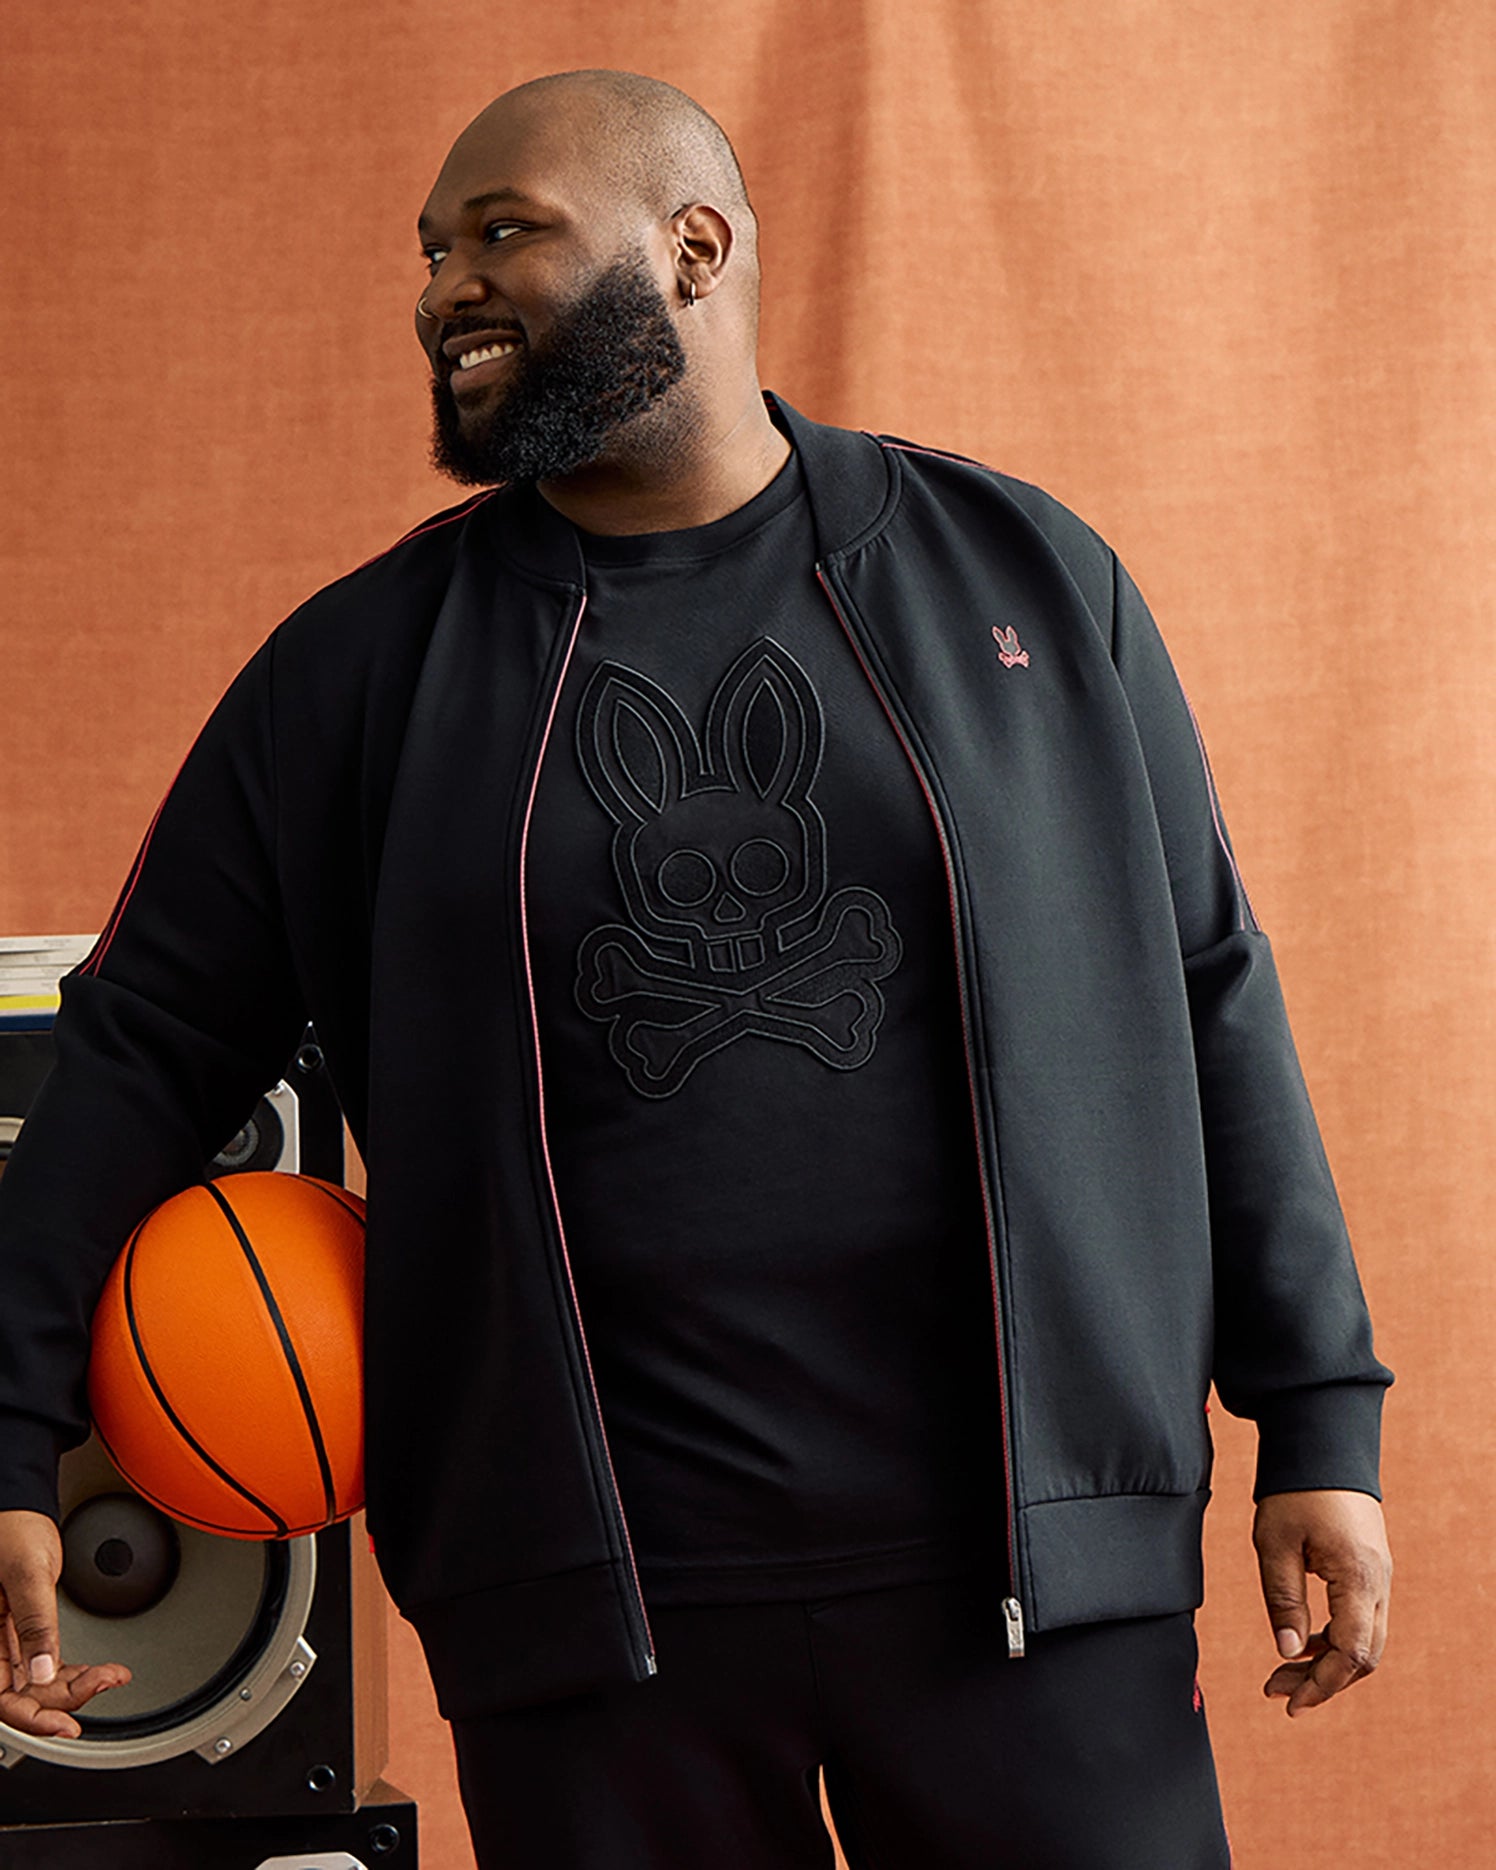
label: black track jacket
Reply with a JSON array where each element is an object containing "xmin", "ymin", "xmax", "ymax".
[{"xmin": 0, "ymin": 392, "xmax": 1394, "ymax": 1720}]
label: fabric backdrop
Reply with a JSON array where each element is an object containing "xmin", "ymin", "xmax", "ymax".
[{"xmin": 5, "ymin": 3, "xmax": 1491, "ymax": 1864}]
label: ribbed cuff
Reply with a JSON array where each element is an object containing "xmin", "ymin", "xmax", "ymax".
[
  {"xmin": 0, "ymin": 1412, "xmax": 70, "ymax": 1523},
  {"xmin": 1252, "ymin": 1382, "xmax": 1389, "ymax": 1503}
]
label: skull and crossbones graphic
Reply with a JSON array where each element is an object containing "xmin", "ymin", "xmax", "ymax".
[{"xmin": 572, "ymin": 638, "xmax": 903, "ymax": 1099}]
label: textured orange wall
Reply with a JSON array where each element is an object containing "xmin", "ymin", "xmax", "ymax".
[{"xmin": 6, "ymin": 3, "xmax": 1493, "ymax": 1865}]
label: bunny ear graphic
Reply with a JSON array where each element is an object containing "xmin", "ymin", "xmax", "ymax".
[
  {"xmin": 576, "ymin": 661, "xmax": 703, "ymax": 826},
  {"xmin": 706, "ymin": 638, "xmax": 824, "ymax": 807}
]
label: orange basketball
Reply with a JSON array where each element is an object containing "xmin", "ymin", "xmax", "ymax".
[{"xmin": 88, "ymin": 1171, "xmax": 366, "ymax": 1541}]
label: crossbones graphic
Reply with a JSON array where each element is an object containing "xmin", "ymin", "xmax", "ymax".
[
  {"xmin": 577, "ymin": 885, "xmax": 901, "ymax": 1097},
  {"xmin": 570, "ymin": 637, "xmax": 905, "ymax": 1099}
]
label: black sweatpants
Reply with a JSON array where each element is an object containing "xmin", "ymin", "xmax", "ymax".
[{"xmin": 450, "ymin": 1572, "xmax": 1233, "ymax": 1869}]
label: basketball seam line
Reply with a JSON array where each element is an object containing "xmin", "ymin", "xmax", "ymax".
[
  {"xmin": 203, "ymin": 1178, "xmax": 339, "ymax": 1531},
  {"xmin": 296, "ymin": 1176, "xmax": 367, "ymax": 1229},
  {"xmin": 120, "ymin": 1197, "xmax": 289, "ymax": 1537},
  {"xmin": 92, "ymin": 1415, "xmax": 296, "ymax": 1539}
]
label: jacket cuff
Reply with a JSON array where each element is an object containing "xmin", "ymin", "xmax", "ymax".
[
  {"xmin": 0, "ymin": 1413, "xmax": 69, "ymax": 1523},
  {"xmin": 1252, "ymin": 1383, "xmax": 1389, "ymax": 1503}
]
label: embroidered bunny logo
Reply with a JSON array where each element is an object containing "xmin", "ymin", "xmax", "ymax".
[
  {"xmin": 992, "ymin": 624, "xmax": 1029, "ymax": 668},
  {"xmin": 573, "ymin": 637, "xmax": 902, "ymax": 1098}
]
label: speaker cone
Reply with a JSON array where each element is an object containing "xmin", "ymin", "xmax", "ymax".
[{"xmin": 1, "ymin": 1436, "xmax": 318, "ymax": 1770}]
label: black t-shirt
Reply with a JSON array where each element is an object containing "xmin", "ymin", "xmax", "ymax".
[{"xmin": 525, "ymin": 442, "xmax": 1006, "ymax": 1604}]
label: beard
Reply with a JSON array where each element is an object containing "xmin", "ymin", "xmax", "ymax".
[{"xmin": 428, "ymin": 249, "xmax": 691, "ymax": 486}]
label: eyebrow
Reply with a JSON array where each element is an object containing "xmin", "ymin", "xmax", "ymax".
[{"xmin": 417, "ymin": 187, "xmax": 545, "ymax": 238}]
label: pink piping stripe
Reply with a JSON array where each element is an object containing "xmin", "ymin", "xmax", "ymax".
[
  {"xmin": 80, "ymin": 748, "xmax": 191, "ymax": 976},
  {"xmin": 1181, "ymin": 694, "xmax": 1258, "ymax": 932},
  {"xmin": 515, "ymin": 592, "xmax": 656, "ymax": 1666},
  {"xmin": 815, "ymin": 567, "xmax": 1019, "ymax": 1596},
  {"xmin": 348, "ymin": 488, "xmax": 500, "ymax": 576},
  {"xmin": 877, "ymin": 437, "xmax": 992, "ymax": 471}
]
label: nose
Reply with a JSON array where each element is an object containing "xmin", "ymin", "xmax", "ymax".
[
  {"xmin": 712, "ymin": 892, "xmax": 745, "ymax": 924},
  {"xmin": 419, "ymin": 257, "xmax": 494, "ymax": 330}
]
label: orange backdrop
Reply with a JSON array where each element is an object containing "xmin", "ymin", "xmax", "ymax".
[{"xmin": 5, "ymin": 3, "xmax": 1491, "ymax": 1865}]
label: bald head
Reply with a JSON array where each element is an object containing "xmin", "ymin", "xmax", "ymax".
[
  {"xmin": 448, "ymin": 70, "xmax": 760, "ymax": 326},
  {"xmin": 496, "ymin": 72, "xmax": 755, "ymax": 243}
]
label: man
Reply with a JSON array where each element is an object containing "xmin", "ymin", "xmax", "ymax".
[{"xmin": 0, "ymin": 69, "xmax": 1392, "ymax": 1867}]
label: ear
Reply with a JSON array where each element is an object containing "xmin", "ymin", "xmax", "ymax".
[
  {"xmin": 576, "ymin": 662, "xmax": 699, "ymax": 825},
  {"xmin": 669, "ymin": 201, "xmax": 735, "ymax": 306},
  {"xmin": 706, "ymin": 639, "xmax": 822, "ymax": 806}
]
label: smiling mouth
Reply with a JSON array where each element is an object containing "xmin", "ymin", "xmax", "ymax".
[
  {"xmin": 445, "ymin": 340, "xmax": 524, "ymax": 397},
  {"xmin": 441, "ymin": 346, "xmax": 522, "ymax": 405},
  {"xmin": 455, "ymin": 339, "xmax": 521, "ymax": 372}
]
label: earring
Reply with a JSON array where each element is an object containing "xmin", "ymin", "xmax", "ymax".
[{"xmin": 682, "ymin": 279, "xmax": 697, "ymax": 307}]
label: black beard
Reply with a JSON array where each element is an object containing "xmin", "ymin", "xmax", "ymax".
[{"xmin": 428, "ymin": 251, "xmax": 690, "ymax": 486}]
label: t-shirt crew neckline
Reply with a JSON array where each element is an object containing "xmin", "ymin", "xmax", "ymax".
[{"xmin": 564, "ymin": 444, "xmax": 805, "ymax": 568}]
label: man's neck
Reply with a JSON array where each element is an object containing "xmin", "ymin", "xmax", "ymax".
[{"xmin": 535, "ymin": 387, "xmax": 792, "ymax": 537}]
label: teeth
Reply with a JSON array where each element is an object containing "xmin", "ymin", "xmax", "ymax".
[{"xmin": 457, "ymin": 341, "xmax": 519, "ymax": 370}]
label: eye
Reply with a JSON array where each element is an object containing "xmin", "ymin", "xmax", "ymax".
[{"xmin": 420, "ymin": 223, "xmax": 522, "ymax": 275}]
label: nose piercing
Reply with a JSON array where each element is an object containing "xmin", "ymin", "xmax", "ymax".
[{"xmin": 417, "ymin": 297, "xmax": 435, "ymax": 319}]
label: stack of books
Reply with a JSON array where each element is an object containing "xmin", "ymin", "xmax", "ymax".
[{"xmin": 0, "ymin": 935, "xmax": 99, "ymax": 1031}]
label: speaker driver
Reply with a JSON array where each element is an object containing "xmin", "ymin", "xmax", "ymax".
[
  {"xmin": 210, "ymin": 1092, "xmax": 287, "ymax": 1174},
  {"xmin": 0, "ymin": 1435, "xmax": 318, "ymax": 1771},
  {"xmin": 60, "ymin": 1491, "xmax": 181, "ymax": 1617},
  {"xmin": 210, "ymin": 1080, "xmax": 302, "ymax": 1176}
]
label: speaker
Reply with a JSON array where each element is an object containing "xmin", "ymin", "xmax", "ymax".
[
  {"xmin": 0, "ymin": 1779, "xmax": 416, "ymax": 1868},
  {"xmin": 0, "ymin": 980, "xmax": 409, "ymax": 1854}
]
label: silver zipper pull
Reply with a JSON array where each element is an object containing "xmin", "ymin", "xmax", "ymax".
[{"xmin": 1002, "ymin": 1596, "xmax": 1026, "ymax": 1659}]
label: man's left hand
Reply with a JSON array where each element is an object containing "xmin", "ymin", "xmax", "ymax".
[{"xmin": 1253, "ymin": 1488, "xmax": 1392, "ymax": 1716}]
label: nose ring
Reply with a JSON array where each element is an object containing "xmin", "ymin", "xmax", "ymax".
[{"xmin": 417, "ymin": 296, "xmax": 435, "ymax": 319}]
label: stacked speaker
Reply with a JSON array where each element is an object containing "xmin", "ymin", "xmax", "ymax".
[{"xmin": 0, "ymin": 941, "xmax": 416, "ymax": 1869}]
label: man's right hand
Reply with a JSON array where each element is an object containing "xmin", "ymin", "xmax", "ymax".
[{"xmin": 0, "ymin": 1509, "xmax": 131, "ymax": 1739}]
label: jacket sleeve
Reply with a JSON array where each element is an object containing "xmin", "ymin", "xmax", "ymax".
[
  {"xmin": 0, "ymin": 630, "xmax": 308, "ymax": 1522},
  {"xmin": 1108, "ymin": 551, "xmax": 1394, "ymax": 1503}
]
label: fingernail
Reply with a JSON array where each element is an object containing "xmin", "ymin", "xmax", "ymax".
[
  {"xmin": 1275, "ymin": 1629, "xmax": 1302, "ymax": 1658},
  {"xmin": 30, "ymin": 1655, "xmax": 55, "ymax": 1685}
]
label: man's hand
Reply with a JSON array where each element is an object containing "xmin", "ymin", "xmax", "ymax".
[
  {"xmin": 1254, "ymin": 1488, "xmax": 1391, "ymax": 1717},
  {"xmin": 0, "ymin": 1509, "xmax": 132, "ymax": 1739}
]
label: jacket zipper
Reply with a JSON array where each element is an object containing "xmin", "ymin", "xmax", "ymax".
[
  {"xmin": 516, "ymin": 588, "xmax": 658, "ymax": 1680},
  {"xmin": 816, "ymin": 565, "xmax": 1026, "ymax": 1658}
]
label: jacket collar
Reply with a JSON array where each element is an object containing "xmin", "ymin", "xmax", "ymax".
[{"xmin": 484, "ymin": 389, "xmax": 896, "ymax": 585}]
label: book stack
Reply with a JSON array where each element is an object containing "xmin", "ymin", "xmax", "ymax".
[{"xmin": 0, "ymin": 934, "xmax": 99, "ymax": 1031}]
